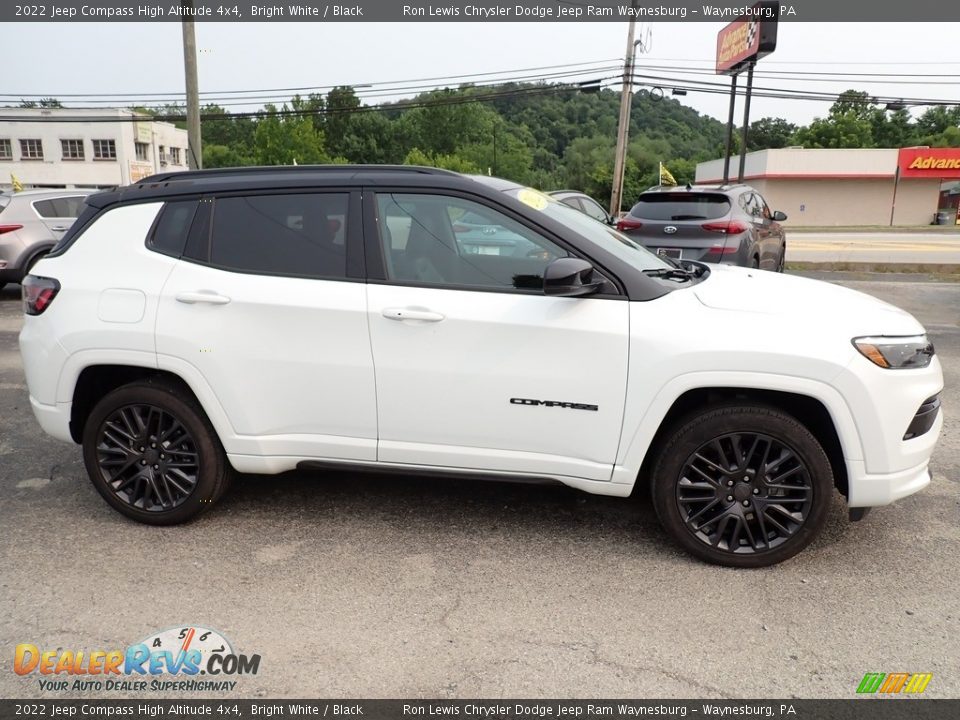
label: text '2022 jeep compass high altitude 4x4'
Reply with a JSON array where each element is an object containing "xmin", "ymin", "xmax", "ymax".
[{"xmin": 20, "ymin": 166, "xmax": 943, "ymax": 567}]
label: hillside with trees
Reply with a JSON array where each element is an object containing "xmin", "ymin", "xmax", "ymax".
[{"xmin": 17, "ymin": 84, "xmax": 958, "ymax": 208}]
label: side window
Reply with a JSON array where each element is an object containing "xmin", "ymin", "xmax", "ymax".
[
  {"xmin": 740, "ymin": 192, "xmax": 761, "ymax": 219},
  {"xmin": 757, "ymin": 194, "xmax": 773, "ymax": 220},
  {"xmin": 33, "ymin": 196, "xmax": 87, "ymax": 219},
  {"xmin": 375, "ymin": 193, "xmax": 569, "ymax": 291},
  {"xmin": 560, "ymin": 196, "xmax": 582, "ymax": 211},
  {"xmin": 148, "ymin": 200, "xmax": 198, "ymax": 257},
  {"xmin": 32, "ymin": 200, "xmax": 57, "ymax": 218},
  {"xmin": 581, "ymin": 197, "xmax": 610, "ymax": 223},
  {"xmin": 209, "ymin": 193, "xmax": 348, "ymax": 279}
]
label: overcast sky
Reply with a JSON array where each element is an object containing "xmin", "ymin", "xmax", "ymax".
[{"xmin": 7, "ymin": 22, "xmax": 959, "ymax": 126}]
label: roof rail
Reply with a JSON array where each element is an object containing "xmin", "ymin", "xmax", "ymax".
[{"xmin": 136, "ymin": 164, "xmax": 461, "ymax": 184}]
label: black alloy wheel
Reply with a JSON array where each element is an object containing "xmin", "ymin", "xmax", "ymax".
[
  {"xmin": 675, "ymin": 432, "xmax": 812, "ymax": 554},
  {"xmin": 83, "ymin": 380, "xmax": 231, "ymax": 524},
  {"xmin": 95, "ymin": 404, "xmax": 199, "ymax": 512},
  {"xmin": 651, "ymin": 405, "xmax": 833, "ymax": 567}
]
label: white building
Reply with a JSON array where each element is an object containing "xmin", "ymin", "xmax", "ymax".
[
  {"xmin": 0, "ymin": 108, "xmax": 189, "ymax": 191},
  {"xmin": 696, "ymin": 147, "xmax": 960, "ymax": 227}
]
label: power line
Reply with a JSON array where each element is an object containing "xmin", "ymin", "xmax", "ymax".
[{"xmin": 1, "ymin": 57, "xmax": 622, "ymax": 100}]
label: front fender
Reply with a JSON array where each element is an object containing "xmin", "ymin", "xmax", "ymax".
[{"xmin": 610, "ymin": 371, "xmax": 864, "ymax": 487}]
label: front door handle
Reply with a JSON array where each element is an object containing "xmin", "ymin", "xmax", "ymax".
[
  {"xmin": 176, "ymin": 291, "xmax": 232, "ymax": 305},
  {"xmin": 382, "ymin": 307, "xmax": 445, "ymax": 322},
  {"xmin": 51, "ymin": 225, "xmax": 69, "ymax": 232}
]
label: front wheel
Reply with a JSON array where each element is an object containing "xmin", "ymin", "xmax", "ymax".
[
  {"xmin": 776, "ymin": 244, "xmax": 786, "ymax": 273},
  {"xmin": 650, "ymin": 405, "xmax": 833, "ymax": 567},
  {"xmin": 82, "ymin": 380, "xmax": 232, "ymax": 525}
]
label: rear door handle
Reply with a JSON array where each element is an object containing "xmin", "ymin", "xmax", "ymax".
[
  {"xmin": 175, "ymin": 291, "xmax": 232, "ymax": 305},
  {"xmin": 51, "ymin": 225, "xmax": 69, "ymax": 232},
  {"xmin": 382, "ymin": 307, "xmax": 445, "ymax": 322}
]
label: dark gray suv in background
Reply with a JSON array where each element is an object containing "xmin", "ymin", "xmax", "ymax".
[{"xmin": 616, "ymin": 184, "xmax": 787, "ymax": 271}]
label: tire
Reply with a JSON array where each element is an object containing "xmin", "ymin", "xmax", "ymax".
[
  {"xmin": 0, "ymin": 282, "xmax": 6, "ymax": 293},
  {"xmin": 82, "ymin": 379, "xmax": 232, "ymax": 525},
  {"xmin": 650, "ymin": 405, "xmax": 833, "ymax": 568},
  {"xmin": 776, "ymin": 245, "xmax": 786, "ymax": 273},
  {"xmin": 750, "ymin": 255, "xmax": 760, "ymax": 270}
]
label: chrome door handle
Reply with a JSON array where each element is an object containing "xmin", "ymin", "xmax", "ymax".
[
  {"xmin": 51, "ymin": 225, "xmax": 69, "ymax": 231},
  {"xmin": 175, "ymin": 291, "xmax": 232, "ymax": 305},
  {"xmin": 382, "ymin": 307, "xmax": 445, "ymax": 322}
]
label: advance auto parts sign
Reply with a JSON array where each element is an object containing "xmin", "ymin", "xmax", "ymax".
[
  {"xmin": 898, "ymin": 148, "xmax": 960, "ymax": 179},
  {"xmin": 715, "ymin": 2, "xmax": 779, "ymax": 75}
]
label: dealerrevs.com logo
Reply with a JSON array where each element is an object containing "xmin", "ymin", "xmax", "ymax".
[
  {"xmin": 14, "ymin": 626, "xmax": 261, "ymax": 693},
  {"xmin": 856, "ymin": 672, "xmax": 933, "ymax": 695}
]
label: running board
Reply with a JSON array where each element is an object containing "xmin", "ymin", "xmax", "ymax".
[{"xmin": 296, "ymin": 460, "xmax": 564, "ymax": 487}]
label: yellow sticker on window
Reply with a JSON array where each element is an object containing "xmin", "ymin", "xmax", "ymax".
[{"xmin": 517, "ymin": 188, "xmax": 551, "ymax": 211}]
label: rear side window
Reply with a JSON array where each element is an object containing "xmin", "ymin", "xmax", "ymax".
[
  {"xmin": 32, "ymin": 195, "xmax": 88, "ymax": 219},
  {"xmin": 148, "ymin": 200, "xmax": 198, "ymax": 257},
  {"xmin": 630, "ymin": 193, "xmax": 731, "ymax": 221},
  {"xmin": 209, "ymin": 193, "xmax": 348, "ymax": 279}
]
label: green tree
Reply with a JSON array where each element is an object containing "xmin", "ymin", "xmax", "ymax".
[
  {"xmin": 253, "ymin": 104, "xmax": 328, "ymax": 165},
  {"xmin": 794, "ymin": 111, "xmax": 874, "ymax": 149},
  {"xmin": 403, "ymin": 147, "xmax": 480, "ymax": 173},
  {"xmin": 747, "ymin": 117, "xmax": 798, "ymax": 149}
]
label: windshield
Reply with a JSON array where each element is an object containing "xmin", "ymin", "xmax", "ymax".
[
  {"xmin": 497, "ymin": 186, "xmax": 674, "ymax": 272},
  {"xmin": 630, "ymin": 193, "xmax": 731, "ymax": 221}
]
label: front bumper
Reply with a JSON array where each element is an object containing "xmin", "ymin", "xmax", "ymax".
[{"xmin": 846, "ymin": 407, "xmax": 943, "ymax": 507}]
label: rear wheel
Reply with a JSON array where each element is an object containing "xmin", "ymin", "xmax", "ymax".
[
  {"xmin": 650, "ymin": 405, "xmax": 833, "ymax": 567},
  {"xmin": 82, "ymin": 380, "xmax": 232, "ymax": 525},
  {"xmin": 750, "ymin": 255, "xmax": 760, "ymax": 270}
]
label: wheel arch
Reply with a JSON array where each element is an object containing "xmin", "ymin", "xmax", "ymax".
[
  {"xmin": 620, "ymin": 379, "xmax": 862, "ymax": 500},
  {"xmin": 70, "ymin": 365, "xmax": 207, "ymax": 444}
]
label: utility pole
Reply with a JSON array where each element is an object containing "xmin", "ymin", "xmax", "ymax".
[
  {"xmin": 181, "ymin": 2, "xmax": 202, "ymax": 170},
  {"xmin": 609, "ymin": 16, "xmax": 637, "ymax": 219}
]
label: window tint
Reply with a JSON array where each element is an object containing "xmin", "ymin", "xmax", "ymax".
[
  {"xmin": 33, "ymin": 196, "xmax": 87, "ymax": 219},
  {"xmin": 149, "ymin": 200, "xmax": 198, "ymax": 257},
  {"xmin": 630, "ymin": 193, "xmax": 730, "ymax": 221},
  {"xmin": 376, "ymin": 193, "xmax": 568, "ymax": 290},
  {"xmin": 210, "ymin": 193, "xmax": 348, "ymax": 278}
]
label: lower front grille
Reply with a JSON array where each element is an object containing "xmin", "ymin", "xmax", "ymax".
[{"xmin": 903, "ymin": 393, "xmax": 941, "ymax": 440}]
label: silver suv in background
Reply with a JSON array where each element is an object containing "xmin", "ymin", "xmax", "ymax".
[
  {"xmin": 616, "ymin": 184, "xmax": 787, "ymax": 271},
  {"xmin": 0, "ymin": 189, "xmax": 94, "ymax": 291}
]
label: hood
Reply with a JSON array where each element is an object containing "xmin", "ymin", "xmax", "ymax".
[{"xmin": 693, "ymin": 265, "xmax": 925, "ymax": 336}]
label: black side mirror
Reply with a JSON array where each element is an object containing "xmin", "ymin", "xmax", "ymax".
[
  {"xmin": 772, "ymin": 210, "xmax": 788, "ymax": 222},
  {"xmin": 543, "ymin": 258, "xmax": 604, "ymax": 297}
]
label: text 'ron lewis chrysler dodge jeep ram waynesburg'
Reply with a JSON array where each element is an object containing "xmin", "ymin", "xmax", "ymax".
[{"xmin": 19, "ymin": 166, "xmax": 943, "ymax": 567}]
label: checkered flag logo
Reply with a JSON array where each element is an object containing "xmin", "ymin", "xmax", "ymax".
[{"xmin": 747, "ymin": 21, "xmax": 759, "ymax": 47}]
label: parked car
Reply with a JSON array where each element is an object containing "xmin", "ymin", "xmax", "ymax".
[
  {"xmin": 548, "ymin": 190, "xmax": 615, "ymax": 225},
  {"xmin": 0, "ymin": 189, "xmax": 94, "ymax": 291},
  {"xmin": 617, "ymin": 184, "xmax": 787, "ymax": 271},
  {"xmin": 20, "ymin": 166, "xmax": 942, "ymax": 567}
]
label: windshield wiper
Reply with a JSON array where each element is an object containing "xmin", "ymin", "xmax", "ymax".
[{"xmin": 643, "ymin": 267, "xmax": 697, "ymax": 281}]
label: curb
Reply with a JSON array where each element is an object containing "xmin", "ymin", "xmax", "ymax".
[{"xmin": 787, "ymin": 261, "xmax": 960, "ymax": 276}]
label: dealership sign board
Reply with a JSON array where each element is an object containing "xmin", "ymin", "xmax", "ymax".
[
  {"xmin": 897, "ymin": 148, "xmax": 960, "ymax": 179},
  {"xmin": 715, "ymin": 2, "xmax": 779, "ymax": 75}
]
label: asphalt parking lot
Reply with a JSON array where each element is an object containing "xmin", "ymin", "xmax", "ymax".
[{"xmin": 1, "ymin": 272, "xmax": 957, "ymax": 700}]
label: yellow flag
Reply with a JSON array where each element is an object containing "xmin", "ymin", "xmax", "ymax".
[
  {"xmin": 659, "ymin": 163, "xmax": 677, "ymax": 187},
  {"xmin": 11, "ymin": 173, "xmax": 23, "ymax": 192}
]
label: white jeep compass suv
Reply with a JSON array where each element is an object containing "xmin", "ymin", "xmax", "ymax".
[{"xmin": 19, "ymin": 166, "xmax": 944, "ymax": 567}]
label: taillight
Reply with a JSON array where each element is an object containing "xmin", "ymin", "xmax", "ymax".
[
  {"xmin": 0, "ymin": 224, "xmax": 24, "ymax": 235},
  {"xmin": 702, "ymin": 221, "xmax": 749, "ymax": 234},
  {"xmin": 22, "ymin": 275, "xmax": 61, "ymax": 316},
  {"xmin": 617, "ymin": 218, "xmax": 643, "ymax": 232}
]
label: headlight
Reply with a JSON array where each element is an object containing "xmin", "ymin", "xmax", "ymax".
[{"xmin": 852, "ymin": 336, "xmax": 935, "ymax": 369}]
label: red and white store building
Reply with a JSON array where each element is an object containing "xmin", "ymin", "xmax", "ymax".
[{"xmin": 696, "ymin": 147, "xmax": 960, "ymax": 227}]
